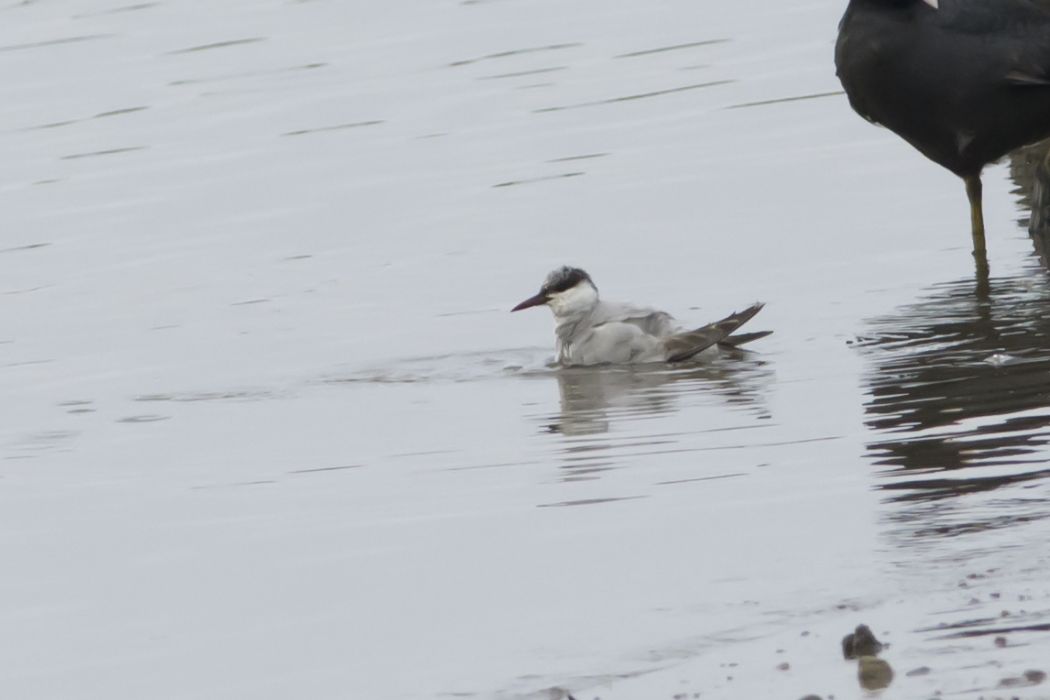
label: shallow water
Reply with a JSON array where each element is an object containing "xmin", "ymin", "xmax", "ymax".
[{"xmin": 3, "ymin": 1, "xmax": 1050, "ymax": 698}]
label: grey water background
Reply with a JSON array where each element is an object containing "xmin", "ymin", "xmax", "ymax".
[{"xmin": 2, "ymin": 1, "xmax": 1050, "ymax": 698}]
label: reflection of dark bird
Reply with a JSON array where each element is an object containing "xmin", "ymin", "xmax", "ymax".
[
  {"xmin": 1008, "ymin": 137, "xmax": 1050, "ymax": 255},
  {"xmin": 857, "ymin": 271, "xmax": 1050, "ymax": 540},
  {"xmin": 857, "ymin": 656, "xmax": 894, "ymax": 691},
  {"xmin": 836, "ymin": 0, "xmax": 1050, "ymax": 258}
]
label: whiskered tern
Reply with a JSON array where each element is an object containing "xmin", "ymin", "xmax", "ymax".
[{"xmin": 511, "ymin": 266, "xmax": 770, "ymax": 366}]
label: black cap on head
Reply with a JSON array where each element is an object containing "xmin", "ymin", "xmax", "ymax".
[
  {"xmin": 542, "ymin": 266, "xmax": 593, "ymax": 294},
  {"xmin": 511, "ymin": 265, "xmax": 594, "ymax": 312}
]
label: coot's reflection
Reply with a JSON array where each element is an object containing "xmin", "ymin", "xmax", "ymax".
[
  {"xmin": 858, "ymin": 271, "xmax": 1050, "ymax": 542},
  {"xmin": 863, "ymin": 273, "xmax": 1050, "ymax": 450},
  {"xmin": 858, "ymin": 140, "xmax": 1050, "ymax": 529},
  {"xmin": 1009, "ymin": 137, "xmax": 1050, "ymax": 253},
  {"xmin": 865, "ymin": 139, "xmax": 1050, "ymax": 493}
]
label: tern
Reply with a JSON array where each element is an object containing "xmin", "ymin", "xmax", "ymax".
[
  {"xmin": 836, "ymin": 0, "xmax": 1050, "ymax": 259},
  {"xmin": 511, "ymin": 266, "xmax": 771, "ymax": 366}
]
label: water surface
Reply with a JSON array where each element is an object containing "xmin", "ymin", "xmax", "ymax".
[{"xmin": 2, "ymin": 1, "xmax": 1050, "ymax": 698}]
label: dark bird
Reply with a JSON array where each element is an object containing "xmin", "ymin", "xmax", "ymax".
[{"xmin": 835, "ymin": 0, "xmax": 1050, "ymax": 259}]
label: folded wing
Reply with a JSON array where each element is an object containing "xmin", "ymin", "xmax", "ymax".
[
  {"xmin": 591, "ymin": 301, "xmax": 677, "ymax": 337},
  {"xmin": 662, "ymin": 302, "xmax": 766, "ymax": 363}
]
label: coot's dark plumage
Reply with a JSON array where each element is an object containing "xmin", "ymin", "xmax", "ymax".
[{"xmin": 835, "ymin": 0, "xmax": 1050, "ymax": 257}]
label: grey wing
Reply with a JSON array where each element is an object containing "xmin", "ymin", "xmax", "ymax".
[
  {"xmin": 1005, "ymin": 16, "xmax": 1050, "ymax": 85},
  {"xmin": 928, "ymin": 0, "xmax": 1050, "ymax": 85},
  {"xmin": 576, "ymin": 322, "xmax": 665, "ymax": 364},
  {"xmin": 663, "ymin": 302, "xmax": 765, "ymax": 363},
  {"xmin": 591, "ymin": 301, "xmax": 678, "ymax": 336},
  {"xmin": 946, "ymin": 0, "xmax": 1050, "ymax": 34},
  {"xmin": 945, "ymin": 1, "xmax": 1050, "ymax": 86}
]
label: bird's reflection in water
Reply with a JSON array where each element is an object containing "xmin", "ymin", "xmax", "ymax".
[
  {"xmin": 539, "ymin": 351, "xmax": 772, "ymax": 481},
  {"xmin": 858, "ymin": 141, "xmax": 1050, "ymax": 540},
  {"xmin": 859, "ymin": 273, "xmax": 1050, "ymax": 540},
  {"xmin": 1010, "ymin": 137, "xmax": 1050, "ymax": 259},
  {"xmin": 861, "ymin": 274, "xmax": 1050, "ymax": 471}
]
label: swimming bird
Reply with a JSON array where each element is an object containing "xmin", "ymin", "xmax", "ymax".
[
  {"xmin": 510, "ymin": 266, "xmax": 770, "ymax": 366},
  {"xmin": 835, "ymin": 0, "xmax": 1050, "ymax": 258}
]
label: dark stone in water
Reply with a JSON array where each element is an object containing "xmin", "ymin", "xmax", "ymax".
[
  {"xmin": 998, "ymin": 669, "xmax": 1047, "ymax": 688},
  {"xmin": 842, "ymin": 623, "xmax": 884, "ymax": 659}
]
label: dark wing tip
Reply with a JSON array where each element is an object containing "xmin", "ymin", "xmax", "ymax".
[{"xmin": 664, "ymin": 301, "xmax": 767, "ymax": 362}]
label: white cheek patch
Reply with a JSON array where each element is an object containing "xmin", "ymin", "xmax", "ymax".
[
  {"xmin": 549, "ymin": 283, "xmax": 597, "ymax": 316},
  {"xmin": 922, "ymin": 0, "xmax": 939, "ymax": 8}
]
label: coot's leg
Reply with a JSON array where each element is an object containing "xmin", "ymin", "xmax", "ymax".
[{"xmin": 964, "ymin": 173, "xmax": 987, "ymax": 258}]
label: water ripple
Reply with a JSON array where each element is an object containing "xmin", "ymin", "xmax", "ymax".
[{"xmin": 859, "ymin": 267, "xmax": 1050, "ymax": 541}]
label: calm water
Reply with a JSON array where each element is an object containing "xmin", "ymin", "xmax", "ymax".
[{"xmin": 2, "ymin": 1, "xmax": 1049, "ymax": 698}]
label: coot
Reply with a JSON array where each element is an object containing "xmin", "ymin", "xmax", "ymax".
[{"xmin": 836, "ymin": 0, "xmax": 1050, "ymax": 257}]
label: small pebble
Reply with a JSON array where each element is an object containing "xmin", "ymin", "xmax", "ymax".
[
  {"xmin": 997, "ymin": 669, "xmax": 1046, "ymax": 688},
  {"xmin": 842, "ymin": 624, "xmax": 884, "ymax": 659}
]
